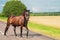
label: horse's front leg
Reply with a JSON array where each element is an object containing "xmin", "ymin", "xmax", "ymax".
[
  {"xmin": 20, "ymin": 26, "xmax": 23, "ymax": 37},
  {"xmin": 26, "ymin": 26, "xmax": 29, "ymax": 37},
  {"xmin": 13, "ymin": 26, "xmax": 17, "ymax": 36}
]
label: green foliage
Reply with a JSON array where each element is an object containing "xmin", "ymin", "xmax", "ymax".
[
  {"xmin": 0, "ymin": 13, "xmax": 5, "ymax": 17},
  {"xmin": 2, "ymin": 1, "xmax": 26, "ymax": 17},
  {"xmin": 30, "ymin": 12, "xmax": 60, "ymax": 16}
]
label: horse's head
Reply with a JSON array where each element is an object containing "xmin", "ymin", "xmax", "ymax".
[{"xmin": 23, "ymin": 9, "xmax": 30, "ymax": 21}]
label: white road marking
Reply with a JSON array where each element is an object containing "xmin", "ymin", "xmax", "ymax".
[{"xmin": 0, "ymin": 31, "xmax": 4, "ymax": 35}]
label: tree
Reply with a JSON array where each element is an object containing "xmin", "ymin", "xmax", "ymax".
[{"xmin": 2, "ymin": 0, "xmax": 26, "ymax": 17}]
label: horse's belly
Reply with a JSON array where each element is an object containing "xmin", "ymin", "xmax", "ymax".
[
  {"xmin": 11, "ymin": 21, "xmax": 20, "ymax": 26},
  {"xmin": 12, "ymin": 23, "xmax": 20, "ymax": 26}
]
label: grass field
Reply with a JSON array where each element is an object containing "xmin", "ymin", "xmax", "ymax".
[
  {"xmin": 28, "ymin": 22, "xmax": 60, "ymax": 40},
  {"xmin": 0, "ymin": 16, "xmax": 60, "ymax": 40},
  {"xmin": 0, "ymin": 17, "xmax": 7, "ymax": 22},
  {"xmin": 30, "ymin": 16, "xmax": 60, "ymax": 28}
]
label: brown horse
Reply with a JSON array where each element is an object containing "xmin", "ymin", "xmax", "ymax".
[{"xmin": 4, "ymin": 9, "xmax": 30, "ymax": 37}]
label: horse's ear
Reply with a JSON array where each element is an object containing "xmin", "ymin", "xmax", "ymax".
[{"xmin": 28, "ymin": 10, "xmax": 30, "ymax": 12}]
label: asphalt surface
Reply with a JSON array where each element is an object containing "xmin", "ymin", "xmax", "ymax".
[{"xmin": 0, "ymin": 21, "xmax": 57, "ymax": 40}]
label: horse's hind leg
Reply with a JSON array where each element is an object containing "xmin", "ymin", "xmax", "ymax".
[
  {"xmin": 13, "ymin": 26, "xmax": 17, "ymax": 36},
  {"xmin": 4, "ymin": 24, "xmax": 10, "ymax": 35}
]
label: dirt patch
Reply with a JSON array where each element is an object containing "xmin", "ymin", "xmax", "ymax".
[{"xmin": 29, "ymin": 16, "xmax": 60, "ymax": 28}]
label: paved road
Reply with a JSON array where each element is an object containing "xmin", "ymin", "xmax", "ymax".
[{"xmin": 0, "ymin": 21, "xmax": 57, "ymax": 40}]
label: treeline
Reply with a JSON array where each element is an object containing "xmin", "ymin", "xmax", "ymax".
[
  {"xmin": 0, "ymin": 12, "xmax": 60, "ymax": 17},
  {"xmin": 0, "ymin": 13, "xmax": 4, "ymax": 17},
  {"xmin": 30, "ymin": 12, "xmax": 60, "ymax": 16}
]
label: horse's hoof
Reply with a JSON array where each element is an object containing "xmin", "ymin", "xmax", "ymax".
[
  {"xmin": 20, "ymin": 36, "xmax": 23, "ymax": 37},
  {"xmin": 4, "ymin": 33, "xmax": 6, "ymax": 36},
  {"xmin": 15, "ymin": 35, "xmax": 17, "ymax": 36}
]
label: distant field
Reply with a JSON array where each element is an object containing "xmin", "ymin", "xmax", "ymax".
[{"xmin": 29, "ymin": 16, "xmax": 60, "ymax": 28}]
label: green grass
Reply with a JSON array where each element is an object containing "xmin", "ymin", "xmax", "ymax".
[
  {"xmin": 0, "ymin": 17, "xmax": 7, "ymax": 22},
  {"xmin": 28, "ymin": 22, "xmax": 60, "ymax": 39}
]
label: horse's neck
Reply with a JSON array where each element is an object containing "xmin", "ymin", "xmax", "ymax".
[{"xmin": 22, "ymin": 12, "xmax": 27, "ymax": 22}]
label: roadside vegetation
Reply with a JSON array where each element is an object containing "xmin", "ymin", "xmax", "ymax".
[
  {"xmin": 28, "ymin": 22, "xmax": 60, "ymax": 39},
  {"xmin": 30, "ymin": 12, "xmax": 60, "ymax": 16},
  {"xmin": 0, "ymin": 17, "xmax": 7, "ymax": 22}
]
